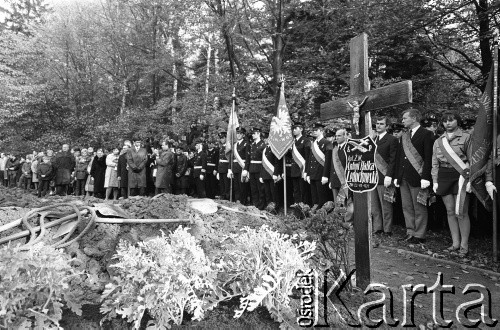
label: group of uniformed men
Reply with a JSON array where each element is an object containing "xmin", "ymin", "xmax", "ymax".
[{"xmin": 197, "ymin": 108, "xmax": 477, "ymax": 246}]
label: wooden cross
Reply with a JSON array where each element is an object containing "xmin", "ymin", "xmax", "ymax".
[{"xmin": 320, "ymin": 33, "xmax": 412, "ymax": 290}]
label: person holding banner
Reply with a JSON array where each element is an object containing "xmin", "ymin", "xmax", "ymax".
[
  {"xmin": 290, "ymin": 122, "xmax": 311, "ymax": 206},
  {"xmin": 306, "ymin": 122, "xmax": 333, "ymax": 209},
  {"xmin": 395, "ymin": 108, "xmax": 434, "ymax": 244},
  {"xmin": 431, "ymin": 112, "xmax": 472, "ymax": 257},
  {"xmin": 260, "ymin": 132, "xmax": 280, "ymax": 210},
  {"xmin": 372, "ymin": 116, "xmax": 399, "ymax": 236},
  {"xmin": 229, "ymin": 127, "xmax": 249, "ymax": 204}
]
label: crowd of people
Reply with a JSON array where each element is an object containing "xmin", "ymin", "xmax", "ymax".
[{"xmin": 0, "ymin": 108, "xmax": 495, "ymax": 257}]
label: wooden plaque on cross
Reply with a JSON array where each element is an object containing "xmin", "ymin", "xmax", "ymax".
[{"xmin": 320, "ymin": 33, "xmax": 413, "ymax": 290}]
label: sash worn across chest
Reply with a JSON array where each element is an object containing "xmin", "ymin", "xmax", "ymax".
[
  {"xmin": 312, "ymin": 141, "xmax": 325, "ymax": 166},
  {"xmin": 233, "ymin": 142, "xmax": 245, "ymax": 168},
  {"xmin": 262, "ymin": 148, "xmax": 274, "ymax": 176},
  {"xmin": 402, "ymin": 132, "xmax": 423, "ymax": 175},
  {"xmin": 332, "ymin": 146, "xmax": 349, "ymax": 201},
  {"xmin": 375, "ymin": 153, "xmax": 389, "ymax": 177},
  {"xmin": 437, "ymin": 136, "xmax": 469, "ymax": 215},
  {"xmin": 292, "ymin": 142, "xmax": 306, "ymax": 173}
]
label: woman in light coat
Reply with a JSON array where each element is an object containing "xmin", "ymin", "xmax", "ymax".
[{"xmin": 104, "ymin": 147, "xmax": 120, "ymax": 200}]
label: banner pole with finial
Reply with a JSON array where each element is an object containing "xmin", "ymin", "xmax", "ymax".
[
  {"xmin": 492, "ymin": 28, "xmax": 498, "ymax": 263},
  {"xmin": 230, "ymin": 87, "xmax": 236, "ymax": 203},
  {"xmin": 280, "ymin": 75, "xmax": 287, "ymax": 216}
]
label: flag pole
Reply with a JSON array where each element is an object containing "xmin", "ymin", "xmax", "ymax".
[
  {"xmin": 492, "ymin": 28, "xmax": 498, "ymax": 263},
  {"xmin": 230, "ymin": 87, "xmax": 236, "ymax": 203},
  {"xmin": 280, "ymin": 78, "xmax": 287, "ymax": 216},
  {"xmin": 283, "ymin": 157, "xmax": 287, "ymax": 216}
]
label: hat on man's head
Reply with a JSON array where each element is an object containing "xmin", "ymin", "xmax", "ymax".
[
  {"xmin": 325, "ymin": 128, "xmax": 336, "ymax": 137},
  {"xmin": 392, "ymin": 123, "xmax": 404, "ymax": 132},
  {"xmin": 312, "ymin": 122, "xmax": 325, "ymax": 130},
  {"xmin": 420, "ymin": 118, "xmax": 430, "ymax": 127},
  {"xmin": 251, "ymin": 127, "xmax": 262, "ymax": 133},
  {"xmin": 236, "ymin": 127, "xmax": 246, "ymax": 134},
  {"xmin": 292, "ymin": 122, "xmax": 304, "ymax": 129},
  {"xmin": 427, "ymin": 113, "xmax": 438, "ymax": 123},
  {"xmin": 462, "ymin": 118, "xmax": 476, "ymax": 130}
]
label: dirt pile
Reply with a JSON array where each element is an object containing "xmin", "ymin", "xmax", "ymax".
[{"xmin": 1, "ymin": 191, "xmax": 280, "ymax": 307}]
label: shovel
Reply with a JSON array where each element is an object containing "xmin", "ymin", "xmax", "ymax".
[
  {"xmin": 52, "ymin": 202, "xmax": 191, "ymax": 238},
  {"xmin": 187, "ymin": 198, "xmax": 268, "ymax": 219}
]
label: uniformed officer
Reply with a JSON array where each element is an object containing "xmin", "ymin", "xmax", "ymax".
[
  {"xmin": 325, "ymin": 128, "xmax": 336, "ymax": 143},
  {"xmin": 205, "ymin": 137, "xmax": 219, "ymax": 198},
  {"xmin": 192, "ymin": 139, "xmax": 207, "ymax": 198},
  {"xmin": 245, "ymin": 127, "xmax": 266, "ymax": 209},
  {"xmin": 290, "ymin": 122, "xmax": 311, "ymax": 206},
  {"xmin": 228, "ymin": 127, "xmax": 249, "ymax": 204},
  {"xmin": 260, "ymin": 131, "xmax": 279, "ymax": 210},
  {"xmin": 216, "ymin": 131, "xmax": 229, "ymax": 200},
  {"xmin": 391, "ymin": 123, "xmax": 405, "ymax": 140}
]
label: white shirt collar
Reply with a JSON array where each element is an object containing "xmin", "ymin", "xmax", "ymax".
[
  {"xmin": 338, "ymin": 142, "xmax": 346, "ymax": 148},
  {"xmin": 378, "ymin": 131, "xmax": 387, "ymax": 140},
  {"xmin": 411, "ymin": 125, "xmax": 420, "ymax": 135}
]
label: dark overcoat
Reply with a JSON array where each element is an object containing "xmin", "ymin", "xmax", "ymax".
[
  {"xmin": 53, "ymin": 151, "xmax": 76, "ymax": 185},
  {"xmin": 155, "ymin": 150, "xmax": 175, "ymax": 189},
  {"xmin": 117, "ymin": 152, "xmax": 129, "ymax": 189},
  {"xmin": 90, "ymin": 155, "xmax": 106, "ymax": 193},
  {"xmin": 126, "ymin": 147, "xmax": 148, "ymax": 188}
]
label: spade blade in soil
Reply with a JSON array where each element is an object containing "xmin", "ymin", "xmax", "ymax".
[
  {"xmin": 92, "ymin": 203, "xmax": 132, "ymax": 218},
  {"xmin": 186, "ymin": 199, "xmax": 218, "ymax": 214}
]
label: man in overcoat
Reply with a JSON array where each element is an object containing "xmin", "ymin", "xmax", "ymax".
[
  {"xmin": 53, "ymin": 144, "xmax": 76, "ymax": 196},
  {"xmin": 127, "ymin": 139, "xmax": 148, "ymax": 196},
  {"xmin": 155, "ymin": 139, "xmax": 175, "ymax": 194},
  {"xmin": 117, "ymin": 141, "xmax": 131, "ymax": 198}
]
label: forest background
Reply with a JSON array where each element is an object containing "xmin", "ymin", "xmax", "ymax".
[{"xmin": 0, "ymin": 0, "xmax": 499, "ymax": 152}]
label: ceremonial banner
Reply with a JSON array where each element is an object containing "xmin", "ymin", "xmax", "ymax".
[
  {"xmin": 469, "ymin": 63, "xmax": 496, "ymax": 211},
  {"xmin": 269, "ymin": 82, "xmax": 294, "ymax": 159},
  {"xmin": 344, "ymin": 136, "xmax": 379, "ymax": 193},
  {"xmin": 225, "ymin": 90, "xmax": 239, "ymax": 158}
]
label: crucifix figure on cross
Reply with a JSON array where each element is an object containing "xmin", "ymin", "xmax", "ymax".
[
  {"xmin": 320, "ymin": 32, "xmax": 413, "ymax": 290},
  {"xmin": 348, "ymin": 95, "xmax": 369, "ymax": 135}
]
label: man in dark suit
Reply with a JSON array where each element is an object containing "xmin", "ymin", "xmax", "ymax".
[
  {"xmin": 329, "ymin": 129, "xmax": 347, "ymax": 203},
  {"xmin": 305, "ymin": 122, "xmax": 333, "ymax": 208},
  {"xmin": 395, "ymin": 108, "xmax": 434, "ymax": 244},
  {"xmin": 372, "ymin": 116, "xmax": 399, "ymax": 236},
  {"xmin": 290, "ymin": 122, "xmax": 311, "ymax": 206}
]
